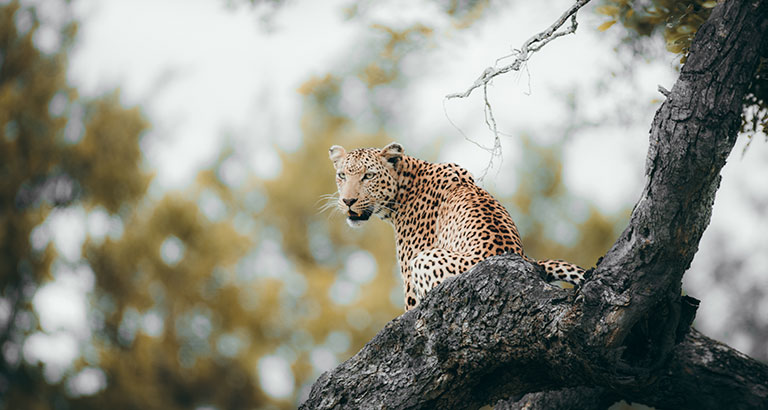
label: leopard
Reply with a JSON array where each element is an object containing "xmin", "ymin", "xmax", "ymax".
[{"xmin": 329, "ymin": 142, "xmax": 586, "ymax": 311}]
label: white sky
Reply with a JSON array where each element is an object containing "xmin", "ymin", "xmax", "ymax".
[
  {"xmin": 65, "ymin": 0, "xmax": 667, "ymax": 202},
  {"xmin": 22, "ymin": 0, "xmax": 768, "ymax": 401},
  {"xmin": 68, "ymin": 0, "xmax": 362, "ymax": 187}
]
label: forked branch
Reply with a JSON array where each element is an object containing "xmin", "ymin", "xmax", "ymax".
[{"xmin": 445, "ymin": 0, "xmax": 592, "ymax": 100}]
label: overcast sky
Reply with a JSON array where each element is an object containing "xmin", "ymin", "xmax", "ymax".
[{"xmin": 64, "ymin": 0, "xmax": 668, "ymax": 208}]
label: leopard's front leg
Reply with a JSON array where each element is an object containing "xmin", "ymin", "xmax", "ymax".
[{"xmin": 405, "ymin": 248, "xmax": 481, "ymax": 311}]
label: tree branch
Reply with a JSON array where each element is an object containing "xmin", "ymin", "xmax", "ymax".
[
  {"xmin": 635, "ymin": 329, "xmax": 768, "ymax": 409},
  {"xmin": 301, "ymin": 256, "xmax": 605, "ymax": 410},
  {"xmin": 494, "ymin": 386, "xmax": 615, "ymax": 410},
  {"xmin": 301, "ymin": 257, "xmax": 768, "ymax": 409},
  {"xmin": 578, "ymin": 0, "xmax": 768, "ymax": 377},
  {"xmin": 496, "ymin": 328, "xmax": 768, "ymax": 410},
  {"xmin": 445, "ymin": 0, "xmax": 592, "ymax": 100},
  {"xmin": 302, "ymin": 0, "xmax": 768, "ymax": 408},
  {"xmin": 444, "ymin": 0, "xmax": 591, "ymax": 182}
]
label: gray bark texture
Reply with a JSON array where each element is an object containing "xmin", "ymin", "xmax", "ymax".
[{"xmin": 301, "ymin": 0, "xmax": 768, "ymax": 408}]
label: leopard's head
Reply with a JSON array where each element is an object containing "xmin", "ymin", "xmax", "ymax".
[{"xmin": 328, "ymin": 142, "xmax": 403, "ymax": 227}]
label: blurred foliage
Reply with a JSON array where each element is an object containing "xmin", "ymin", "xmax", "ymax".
[
  {"xmin": 0, "ymin": 1, "xmax": 265, "ymax": 408},
  {"xmin": 79, "ymin": 192, "xmax": 266, "ymax": 410},
  {"xmin": 263, "ymin": 74, "xmax": 404, "ymax": 396},
  {"xmin": 362, "ymin": 24, "xmax": 433, "ymax": 88},
  {"xmin": 689, "ymin": 235, "xmax": 768, "ymax": 363},
  {"xmin": 1, "ymin": 0, "xmax": 141, "ymax": 407},
  {"xmin": 741, "ymin": 59, "xmax": 768, "ymax": 149},
  {"xmin": 343, "ymin": 0, "xmax": 491, "ymax": 29},
  {"xmin": 442, "ymin": 0, "xmax": 491, "ymax": 28},
  {"xmin": 597, "ymin": 0, "xmax": 768, "ymax": 142},
  {"xmin": 596, "ymin": 0, "xmax": 715, "ymax": 58},
  {"xmin": 504, "ymin": 136, "xmax": 625, "ymax": 270}
]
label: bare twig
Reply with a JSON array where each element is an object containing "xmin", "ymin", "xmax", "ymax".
[
  {"xmin": 446, "ymin": 0, "xmax": 592, "ymax": 100},
  {"xmin": 444, "ymin": 0, "xmax": 592, "ymax": 176},
  {"xmin": 479, "ymin": 83, "xmax": 502, "ymax": 180}
]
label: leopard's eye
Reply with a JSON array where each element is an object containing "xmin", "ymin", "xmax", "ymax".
[
  {"xmin": 337, "ymin": 172, "xmax": 346, "ymax": 180},
  {"xmin": 362, "ymin": 172, "xmax": 375, "ymax": 181}
]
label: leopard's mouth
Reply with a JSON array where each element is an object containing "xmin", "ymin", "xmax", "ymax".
[{"xmin": 347, "ymin": 208, "xmax": 372, "ymax": 221}]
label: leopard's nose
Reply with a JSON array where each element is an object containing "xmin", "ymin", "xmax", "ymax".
[{"xmin": 342, "ymin": 198, "xmax": 358, "ymax": 207}]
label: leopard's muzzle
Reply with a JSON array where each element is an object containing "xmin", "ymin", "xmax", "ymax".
[{"xmin": 348, "ymin": 208, "xmax": 373, "ymax": 221}]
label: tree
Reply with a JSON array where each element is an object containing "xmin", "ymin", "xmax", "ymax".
[
  {"xmin": 2, "ymin": 2, "xmax": 274, "ymax": 408},
  {"xmin": 300, "ymin": 0, "xmax": 768, "ymax": 408},
  {"xmin": 0, "ymin": 2, "xmax": 151, "ymax": 406}
]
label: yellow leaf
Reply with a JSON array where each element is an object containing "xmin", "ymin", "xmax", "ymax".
[
  {"xmin": 701, "ymin": 1, "xmax": 717, "ymax": 8},
  {"xmin": 597, "ymin": 20, "xmax": 617, "ymax": 32},
  {"xmin": 625, "ymin": 8, "xmax": 634, "ymax": 18},
  {"xmin": 666, "ymin": 42, "xmax": 685, "ymax": 53},
  {"xmin": 596, "ymin": 5, "xmax": 619, "ymax": 16}
]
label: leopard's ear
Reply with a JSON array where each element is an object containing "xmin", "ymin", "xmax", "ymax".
[
  {"xmin": 329, "ymin": 145, "xmax": 346, "ymax": 168},
  {"xmin": 380, "ymin": 142, "xmax": 403, "ymax": 166}
]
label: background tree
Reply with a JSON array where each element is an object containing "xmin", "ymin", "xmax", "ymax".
[
  {"xmin": 0, "ymin": 1, "xmax": 149, "ymax": 406},
  {"xmin": 2, "ymin": 1, "xmax": 263, "ymax": 408}
]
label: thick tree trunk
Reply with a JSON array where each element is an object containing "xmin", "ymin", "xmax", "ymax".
[
  {"xmin": 302, "ymin": 256, "xmax": 768, "ymax": 409},
  {"xmin": 300, "ymin": 0, "xmax": 768, "ymax": 408}
]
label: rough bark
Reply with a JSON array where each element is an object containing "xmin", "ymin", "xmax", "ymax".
[
  {"xmin": 495, "ymin": 328, "xmax": 768, "ymax": 410},
  {"xmin": 302, "ymin": 257, "xmax": 768, "ymax": 409},
  {"xmin": 494, "ymin": 386, "xmax": 613, "ymax": 410},
  {"xmin": 301, "ymin": 0, "xmax": 768, "ymax": 408}
]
